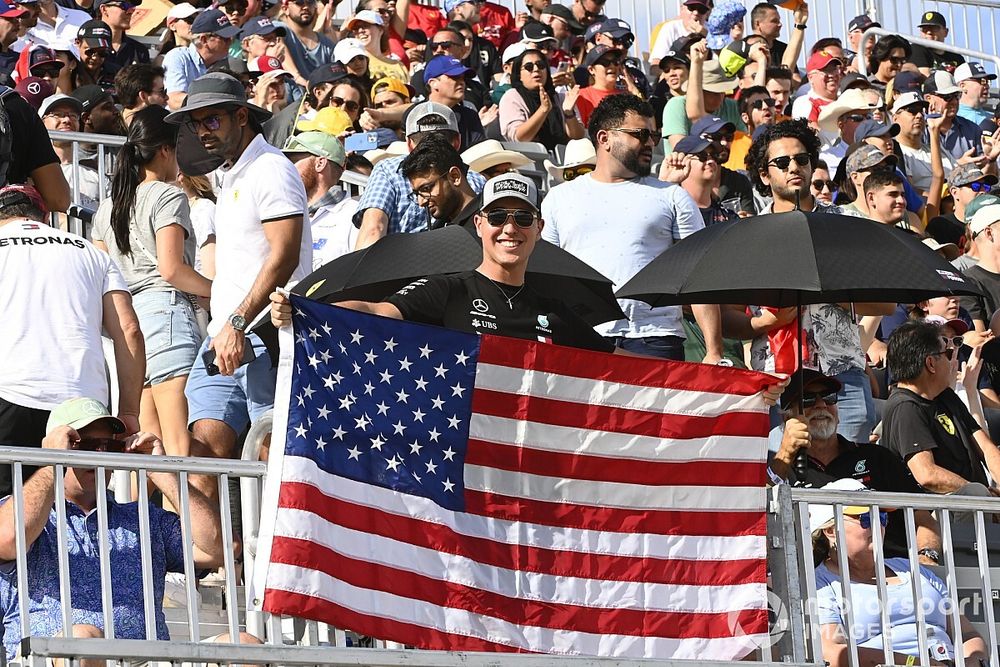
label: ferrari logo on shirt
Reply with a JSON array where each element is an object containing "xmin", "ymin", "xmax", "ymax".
[{"xmin": 936, "ymin": 413, "xmax": 956, "ymax": 436}]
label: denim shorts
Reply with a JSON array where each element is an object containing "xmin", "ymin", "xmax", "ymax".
[
  {"xmin": 132, "ymin": 289, "xmax": 204, "ymax": 386},
  {"xmin": 185, "ymin": 332, "xmax": 275, "ymax": 436}
]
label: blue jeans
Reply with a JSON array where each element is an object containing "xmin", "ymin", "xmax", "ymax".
[
  {"xmin": 833, "ymin": 367, "xmax": 877, "ymax": 443},
  {"xmin": 610, "ymin": 335, "xmax": 686, "ymax": 361}
]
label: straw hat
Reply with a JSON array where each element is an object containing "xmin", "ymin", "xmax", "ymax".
[
  {"xmin": 543, "ymin": 138, "xmax": 597, "ymax": 182},
  {"xmin": 461, "ymin": 139, "xmax": 533, "ymax": 174}
]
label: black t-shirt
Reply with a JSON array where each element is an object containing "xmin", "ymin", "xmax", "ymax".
[
  {"xmin": 108, "ymin": 36, "xmax": 151, "ymax": 69},
  {"xmin": 910, "ymin": 45, "xmax": 965, "ymax": 74},
  {"xmin": 465, "ymin": 36, "xmax": 501, "ymax": 89},
  {"xmin": 960, "ymin": 264, "xmax": 1000, "ymax": 325},
  {"xmin": 794, "ymin": 436, "xmax": 924, "ymax": 557},
  {"xmin": 5, "ymin": 89, "xmax": 59, "ymax": 185},
  {"xmin": 769, "ymin": 39, "xmax": 787, "ymax": 66},
  {"xmin": 386, "ymin": 270, "xmax": 615, "ymax": 352},
  {"xmin": 882, "ymin": 386, "xmax": 988, "ymax": 486},
  {"xmin": 454, "ymin": 103, "xmax": 486, "ymax": 151},
  {"xmin": 0, "ymin": 49, "xmax": 17, "ymax": 86}
]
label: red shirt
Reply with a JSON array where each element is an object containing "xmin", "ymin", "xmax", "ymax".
[
  {"xmin": 476, "ymin": 1, "xmax": 516, "ymax": 48},
  {"xmin": 576, "ymin": 87, "xmax": 622, "ymax": 127},
  {"xmin": 407, "ymin": 2, "xmax": 447, "ymax": 39}
]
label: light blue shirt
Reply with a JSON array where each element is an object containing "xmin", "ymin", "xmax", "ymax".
[
  {"xmin": 163, "ymin": 43, "xmax": 207, "ymax": 95},
  {"xmin": 958, "ymin": 103, "xmax": 992, "ymax": 127},
  {"xmin": 540, "ymin": 174, "xmax": 703, "ymax": 339},
  {"xmin": 815, "ymin": 557, "xmax": 956, "ymax": 660}
]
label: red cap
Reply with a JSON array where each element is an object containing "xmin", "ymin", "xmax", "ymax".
[
  {"xmin": 248, "ymin": 55, "xmax": 289, "ymax": 76},
  {"xmin": 807, "ymin": 50, "xmax": 843, "ymax": 73}
]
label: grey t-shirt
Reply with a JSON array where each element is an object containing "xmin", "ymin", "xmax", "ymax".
[{"xmin": 92, "ymin": 181, "xmax": 195, "ymax": 294}]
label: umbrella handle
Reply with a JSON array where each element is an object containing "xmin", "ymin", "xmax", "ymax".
[
  {"xmin": 792, "ymin": 301, "xmax": 807, "ymax": 482},
  {"xmin": 793, "ymin": 450, "xmax": 807, "ymax": 479}
]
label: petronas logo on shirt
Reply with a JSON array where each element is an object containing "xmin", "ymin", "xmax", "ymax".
[{"xmin": 936, "ymin": 413, "xmax": 956, "ymax": 436}]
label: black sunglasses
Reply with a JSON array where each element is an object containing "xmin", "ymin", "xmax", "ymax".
[
  {"xmin": 330, "ymin": 96, "xmax": 360, "ymax": 113},
  {"xmin": 932, "ymin": 347, "xmax": 957, "ymax": 361},
  {"xmin": 801, "ymin": 391, "xmax": 839, "ymax": 408},
  {"xmin": 433, "ymin": 40, "xmax": 460, "ymax": 50},
  {"xmin": 750, "ymin": 98, "xmax": 776, "ymax": 110},
  {"xmin": 73, "ymin": 437, "xmax": 126, "ymax": 453},
  {"xmin": 485, "ymin": 209, "xmax": 536, "ymax": 227},
  {"xmin": 521, "ymin": 61, "xmax": 546, "ymax": 73},
  {"xmin": 767, "ymin": 153, "xmax": 811, "ymax": 170},
  {"xmin": 812, "ymin": 179, "xmax": 834, "ymax": 191},
  {"xmin": 611, "ymin": 127, "xmax": 656, "ymax": 143}
]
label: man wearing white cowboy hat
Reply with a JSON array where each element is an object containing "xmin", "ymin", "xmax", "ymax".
[
  {"xmin": 816, "ymin": 87, "xmax": 882, "ymax": 172},
  {"xmin": 165, "ymin": 73, "xmax": 312, "ymax": 495},
  {"xmin": 461, "ymin": 139, "xmax": 533, "ymax": 180},
  {"xmin": 542, "ymin": 137, "xmax": 596, "ymax": 184}
]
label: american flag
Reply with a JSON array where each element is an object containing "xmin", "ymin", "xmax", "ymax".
[{"xmin": 254, "ymin": 295, "xmax": 774, "ymax": 660}]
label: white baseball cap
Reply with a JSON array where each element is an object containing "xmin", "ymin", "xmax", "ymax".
[
  {"xmin": 334, "ymin": 37, "xmax": 368, "ymax": 65},
  {"xmin": 970, "ymin": 203, "xmax": 1000, "ymax": 236},
  {"xmin": 481, "ymin": 173, "xmax": 539, "ymax": 211},
  {"xmin": 167, "ymin": 2, "xmax": 200, "ymax": 21},
  {"xmin": 807, "ymin": 479, "xmax": 886, "ymax": 533}
]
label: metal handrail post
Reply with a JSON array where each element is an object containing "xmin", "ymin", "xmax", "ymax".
[{"xmin": 767, "ymin": 484, "xmax": 811, "ymax": 663}]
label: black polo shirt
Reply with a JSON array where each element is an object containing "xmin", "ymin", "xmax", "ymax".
[
  {"xmin": 108, "ymin": 36, "xmax": 151, "ymax": 69},
  {"xmin": 882, "ymin": 386, "xmax": 988, "ymax": 486},
  {"xmin": 386, "ymin": 270, "xmax": 614, "ymax": 352},
  {"xmin": 793, "ymin": 436, "xmax": 924, "ymax": 557},
  {"xmin": 4, "ymin": 90, "xmax": 59, "ymax": 185}
]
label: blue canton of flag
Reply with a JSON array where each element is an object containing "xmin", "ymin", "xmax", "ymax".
[{"xmin": 283, "ymin": 296, "xmax": 481, "ymax": 511}]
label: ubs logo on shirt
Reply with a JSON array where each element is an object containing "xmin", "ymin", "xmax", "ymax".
[{"xmin": 936, "ymin": 413, "xmax": 956, "ymax": 436}]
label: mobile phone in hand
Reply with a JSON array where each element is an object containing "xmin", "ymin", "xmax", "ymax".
[{"xmin": 203, "ymin": 345, "xmax": 258, "ymax": 376}]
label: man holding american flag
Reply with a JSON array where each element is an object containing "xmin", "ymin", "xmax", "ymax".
[{"xmin": 258, "ymin": 173, "xmax": 787, "ymax": 660}]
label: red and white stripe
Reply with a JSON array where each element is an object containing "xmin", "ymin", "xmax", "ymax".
[{"xmin": 262, "ymin": 335, "xmax": 773, "ymax": 660}]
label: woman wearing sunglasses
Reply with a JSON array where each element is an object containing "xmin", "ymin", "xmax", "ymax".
[
  {"xmin": 91, "ymin": 106, "xmax": 212, "ymax": 460},
  {"xmin": 809, "ymin": 479, "xmax": 988, "ymax": 667},
  {"xmin": 498, "ymin": 50, "xmax": 584, "ymax": 151}
]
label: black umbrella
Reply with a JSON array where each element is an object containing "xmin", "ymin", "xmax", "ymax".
[
  {"xmin": 293, "ymin": 225, "xmax": 625, "ymax": 326},
  {"xmin": 616, "ymin": 210, "xmax": 982, "ymax": 307},
  {"xmin": 616, "ymin": 210, "xmax": 983, "ymax": 478}
]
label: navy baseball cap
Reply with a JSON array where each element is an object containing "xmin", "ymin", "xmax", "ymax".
[
  {"xmin": 854, "ymin": 119, "xmax": 900, "ymax": 142},
  {"xmin": 77, "ymin": 19, "xmax": 113, "ymax": 49},
  {"xmin": 0, "ymin": 0, "xmax": 26, "ymax": 18},
  {"xmin": 422, "ymin": 55, "xmax": 472, "ymax": 84},
  {"xmin": 891, "ymin": 70, "xmax": 926, "ymax": 95},
  {"xmin": 691, "ymin": 115, "xmax": 734, "ymax": 137},
  {"xmin": 240, "ymin": 15, "xmax": 285, "ymax": 38},
  {"xmin": 674, "ymin": 135, "xmax": 711, "ymax": 154},
  {"xmin": 191, "ymin": 8, "xmax": 240, "ymax": 39},
  {"xmin": 583, "ymin": 44, "xmax": 622, "ymax": 67},
  {"xmin": 848, "ymin": 14, "xmax": 879, "ymax": 32},
  {"xmin": 307, "ymin": 62, "xmax": 348, "ymax": 89}
]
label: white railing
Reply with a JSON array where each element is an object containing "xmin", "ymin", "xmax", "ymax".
[{"xmin": 857, "ymin": 26, "xmax": 1000, "ymax": 77}]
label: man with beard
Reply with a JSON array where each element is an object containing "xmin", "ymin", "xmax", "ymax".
[
  {"xmin": 770, "ymin": 369, "xmax": 942, "ymax": 562},
  {"xmin": 541, "ymin": 93, "xmax": 724, "ymax": 362},
  {"xmin": 399, "ymin": 133, "xmax": 480, "ymax": 228},
  {"xmin": 278, "ymin": 0, "xmax": 334, "ymax": 79},
  {"xmin": 165, "ymin": 73, "xmax": 312, "ymax": 494}
]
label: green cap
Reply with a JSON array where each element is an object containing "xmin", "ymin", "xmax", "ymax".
[
  {"xmin": 282, "ymin": 131, "xmax": 346, "ymax": 167},
  {"xmin": 45, "ymin": 398, "xmax": 127, "ymax": 436},
  {"xmin": 965, "ymin": 193, "xmax": 1000, "ymax": 224}
]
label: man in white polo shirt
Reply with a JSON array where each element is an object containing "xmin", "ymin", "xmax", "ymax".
[
  {"xmin": 0, "ymin": 184, "xmax": 145, "ymax": 497},
  {"xmin": 166, "ymin": 73, "xmax": 311, "ymax": 477}
]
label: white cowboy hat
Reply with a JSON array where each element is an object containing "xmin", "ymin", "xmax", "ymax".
[
  {"xmin": 365, "ymin": 140, "xmax": 409, "ymax": 165},
  {"xmin": 817, "ymin": 88, "xmax": 882, "ymax": 134},
  {"xmin": 461, "ymin": 139, "xmax": 534, "ymax": 174},
  {"xmin": 543, "ymin": 138, "xmax": 597, "ymax": 182}
]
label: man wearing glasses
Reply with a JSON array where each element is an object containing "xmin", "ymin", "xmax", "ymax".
[
  {"xmin": 541, "ymin": 93, "xmax": 725, "ymax": 363},
  {"xmin": 770, "ymin": 370, "xmax": 941, "ymax": 562},
  {"xmin": 883, "ymin": 320, "xmax": 1000, "ymax": 504},
  {"xmin": 273, "ymin": 173, "xmax": 615, "ymax": 353},
  {"xmin": 163, "ymin": 9, "xmax": 239, "ymax": 110},
  {"xmin": 923, "ymin": 70, "xmax": 992, "ymax": 165},
  {"xmin": 166, "ymin": 73, "xmax": 311, "ymax": 491},
  {"xmin": 93, "ymin": 0, "xmax": 149, "ymax": 68}
]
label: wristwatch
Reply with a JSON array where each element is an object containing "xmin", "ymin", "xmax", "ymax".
[
  {"xmin": 229, "ymin": 313, "xmax": 247, "ymax": 332},
  {"xmin": 918, "ymin": 548, "xmax": 942, "ymax": 564},
  {"xmin": 794, "ymin": 23, "xmax": 808, "ymax": 30}
]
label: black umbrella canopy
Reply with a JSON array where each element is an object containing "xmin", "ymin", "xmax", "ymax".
[
  {"xmin": 616, "ymin": 210, "xmax": 983, "ymax": 307},
  {"xmin": 293, "ymin": 225, "xmax": 625, "ymax": 326}
]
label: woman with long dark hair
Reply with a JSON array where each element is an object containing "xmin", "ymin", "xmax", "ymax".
[
  {"xmin": 92, "ymin": 106, "xmax": 212, "ymax": 459},
  {"xmin": 499, "ymin": 49, "xmax": 584, "ymax": 151}
]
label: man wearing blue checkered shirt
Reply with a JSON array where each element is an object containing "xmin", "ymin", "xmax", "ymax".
[{"xmin": 353, "ymin": 101, "xmax": 486, "ymax": 249}]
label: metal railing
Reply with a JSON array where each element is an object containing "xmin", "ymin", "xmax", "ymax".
[
  {"xmin": 775, "ymin": 483, "xmax": 1000, "ymax": 667},
  {"xmin": 857, "ymin": 26, "xmax": 1000, "ymax": 77}
]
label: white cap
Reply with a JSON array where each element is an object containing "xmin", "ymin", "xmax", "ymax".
[
  {"xmin": 38, "ymin": 93, "xmax": 82, "ymax": 118},
  {"xmin": 167, "ymin": 2, "xmax": 200, "ymax": 21},
  {"xmin": 334, "ymin": 37, "xmax": 368, "ymax": 65},
  {"xmin": 481, "ymin": 173, "xmax": 539, "ymax": 211},
  {"xmin": 807, "ymin": 479, "xmax": 879, "ymax": 533},
  {"xmin": 954, "ymin": 62, "xmax": 997, "ymax": 83},
  {"xmin": 970, "ymin": 203, "xmax": 1000, "ymax": 236},
  {"xmin": 461, "ymin": 139, "xmax": 533, "ymax": 174},
  {"xmin": 502, "ymin": 41, "xmax": 527, "ymax": 65},
  {"xmin": 890, "ymin": 91, "xmax": 927, "ymax": 115}
]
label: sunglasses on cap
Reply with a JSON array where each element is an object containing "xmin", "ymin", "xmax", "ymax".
[
  {"xmin": 562, "ymin": 165, "xmax": 593, "ymax": 181},
  {"xmin": 767, "ymin": 153, "xmax": 811, "ymax": 170},
  {"xmin": 72, "ymin": 437, "xmax": 126, "ymax": 453},
  {"xmin": 484, "ymin": 208, "xmax": 537, "ymax": 227},
  {"xmin": 801, "ymin": 391, "xmax": 839, "ymax": 408},
  {"xmin": 848, "ymin": 510, "xmax": 888, "ymax": 530}
]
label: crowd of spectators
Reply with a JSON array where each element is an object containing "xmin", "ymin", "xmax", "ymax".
[{"xmin": 3, "ymin": 0, "xmax": 1000, "ymax": 661}]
